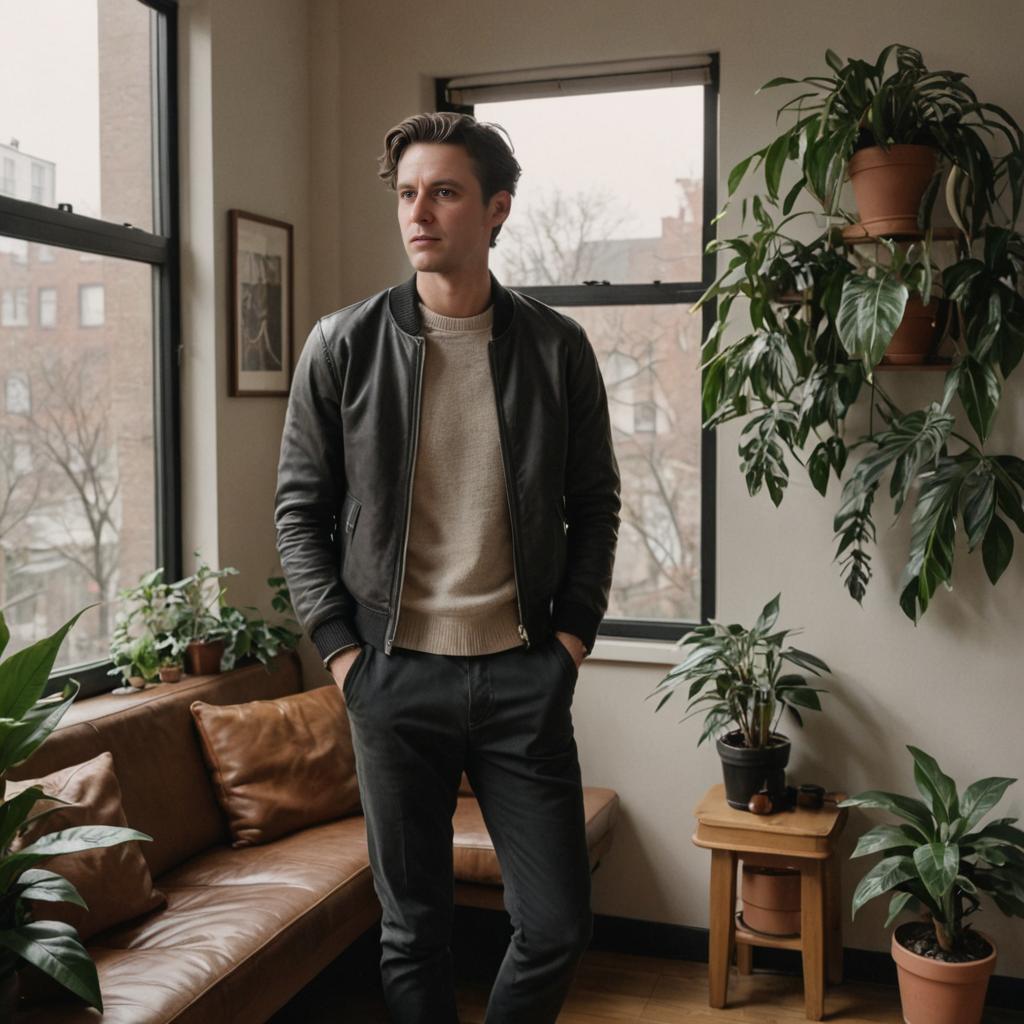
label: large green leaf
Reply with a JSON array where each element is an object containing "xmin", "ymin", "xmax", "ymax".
[
  {"xmin": 851, "ymin": 824, "xmax": 920, "ymax": 859},
  {"xmin": 898, "ymin": 455, "xmax": 976, "ymax": 621},
  {"xmin": 839, "ymin": 791, "xmax": 935, "ymax": 839},
  {"xmin": 780, "ymin": 647, "xmax": 831, "ymax": 674},
  {"xmin": 913, "ymin": 842, "xmax": 959, "ymax": 905},
  {"xmin": 0, "ymin": 613, "xmax": 8, "ymax": 659},
  {"xmin": 960, "ymin": 467, "xmax": 996, "ymax": 551},
  {"xmin": 0, "ymin": 682, "xmax": 79, "ymax": 775},
  {"xmin": 0, "ymin": 825, "xmax": 152, "ymax": 892},
  {"xmin": 850, "ymin": 855, "xmax": 918, "ymax": 918},
  {"xmin": 0, "ymin": 920, "xmax": 101, "ymax": 1009},
  {"xmin": 982, "ymin": 515, "xmax": 1014, "ymax": 584},
  {"xmin": 837, "ymin": 272, "xmax": 909, "ymax": 372},
  {"xmin": 959, "ymin": 777, "xmax": 1017, "ymax": 834},
  {"xmin": 754, "ymin": 594, "xmax": 781, "ymax": 634},
  {"xmin": 885, "ymin": 890, "xmax": 915, "ymax": 928},
  {"xmin": 908, "ymin": 746, "xmax": 960, "ymax": 824},
  {"xmin": 0, "ymin": 607, "xmax": 93, "ymax": 721},
  {"xmin": 958, "ymin": 357, "xmax": 1002, "ymax": 442},
  {"xmin": 13, "ymin": 868, "xmax": 88, "ymax": 908}
]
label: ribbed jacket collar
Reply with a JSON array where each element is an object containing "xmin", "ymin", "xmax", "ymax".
[{"xmin": 389, "ymin": 270, "xmax": 514, "ymax": 338}]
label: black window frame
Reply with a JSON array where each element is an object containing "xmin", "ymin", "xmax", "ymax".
[
  {"xmin": 0, "ymin": 0, "xmax": 182, "ymax": 698},
  {"xmin": 436, "ymin": 54, "xmax": 719, "ymax": 643}
]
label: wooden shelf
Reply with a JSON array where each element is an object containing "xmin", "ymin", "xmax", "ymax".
[
  {"xmin": 875, "ymin": 357, "xmax": 954, "ymax": 371},
  {"xmin": 835, "ymin": 222, "xmax": 963, "ymax": 245}
]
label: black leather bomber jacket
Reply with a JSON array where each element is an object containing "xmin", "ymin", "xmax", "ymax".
[{"xmin": 273, "ymin": 270, "xmax": 621, "ymax": 660}]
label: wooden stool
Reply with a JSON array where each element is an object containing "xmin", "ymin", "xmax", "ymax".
[{"xmin": 692, "ymin": 783, "xmax": 848, "ymax": 1021}]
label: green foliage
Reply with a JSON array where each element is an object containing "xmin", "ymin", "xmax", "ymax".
[
  {"xmin": 648, "ymin": 595, "xmax": 829, "ymax": 749},
  {"xmin": 696, "ymin": 43, "xmax": 1024, "ymax": 621},
  {"xmin": 108, "ymin": 555, "xmax": 302, "ymax": 679},
  {"xmin": 840, "ymin": 747, "xmax": 1024, "ymax": 954},
  {"xmin": 0, "ymin": 607, "xmax": 153, "ymax": 1010}
]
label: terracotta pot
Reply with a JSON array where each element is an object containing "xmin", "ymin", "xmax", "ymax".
[
  {"xmin": 882, "ymin": 296, "xmax": 947, "ymax": 365},
  {"xmin": 127, "ymin": 675, "xmax": 148, "ymax": 690},
  {"xmin": 848, "ymin": 144, "xmax": 940, "ymax": 236},
  {"xmin": 892, "ymin": 924, "xmax": 997, "ymax": 1024},
  {"xmin": 158, "ymin": 665, "xmax": 182, "ymax": 683},
  {"xmin": 741, "ymin": 864, "xmax": 801, "ymax": 935},
  {"xmin": 186, "ymin": 640, "xmax": 225, "ymax": 676}
]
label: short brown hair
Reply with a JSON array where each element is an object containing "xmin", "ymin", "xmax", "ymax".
[{"xmin": 377, "ymin": 112, "xmax": 522, "ymax": 247}]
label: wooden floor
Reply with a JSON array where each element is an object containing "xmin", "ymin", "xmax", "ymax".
[{"xmin": 270, "ymin": 942, "xmax": 1024, "ymax": 1023}]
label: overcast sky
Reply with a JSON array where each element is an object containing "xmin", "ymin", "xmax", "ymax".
[
  {"xmin": 0, "ymin": 0, "xmax": 100, "ymax": 216},
  {"xmin": 476, "ymin": 85, "xmax": 704, "ymax": 241}
]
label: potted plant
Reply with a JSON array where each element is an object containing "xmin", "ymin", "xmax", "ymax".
[
  {"xmin": 839, "ymin": 746, "xmax": 1024, "ymax": 1024},
  {"xmin": 695, "ymin": 43, "xmax": 1024, "ymax": 622},
  {"xmin": 169, "ymin": 556, "xmax": 239, "ymax": 675},
  {"xmin": 0, "ymin": 607, "xmax": 153, "ymax": 1015},
  {"xmin": 107, "ymin": 625, "xmax": 160, "ymax": 693},
  {"xmin": 212, "ymin": 577, "xmax": 303, "ymax": 672},
  {"xmin": 107, "ymin": 568, "xmax": 184, "ymax": 691},
  {"xmin": 157, "ymin": 655, "xmax": 183, "ymax": 683},
  {"xmin": 649, "ymin": 594, "xmax": 829, "ymax": 811},
  {"xmin": 744, "ymin": 43, "xmax": 1019, "ymax": 236}
]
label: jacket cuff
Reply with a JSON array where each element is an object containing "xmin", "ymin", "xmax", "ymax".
[
  {"xmin": 311, "ymin": 617, "xmax": 360, "ymax": 662},
  {"xmin": 550, "ymin": 599, "xmax": 602, "ymax": 655}
]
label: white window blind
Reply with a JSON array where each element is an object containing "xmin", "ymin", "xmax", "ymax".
[{"xmin": 445, "ymin": 54, "xmax": 712, "ymax": 106}]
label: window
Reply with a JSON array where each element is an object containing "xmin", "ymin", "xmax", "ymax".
[
  {"xmin": 30, "ymin": 162, "xmax": 48, "ymax": 204},
  {"xmin": 1, "ymin": 287, "xmax": 29, "ymax": 326},
  {"xmin": 1, "ymin": 156, "xmax": 14, "ymax": 195},
  {"xmin": 38, "ymin": 286, "xmax": 57, "ymax": 327},
  {"xmin": 79, "ymin": 283, "xmax": 105, "ymax": 326},
  {"xmin": 0, "ymin": 0, "xmax": 180, "ymax": 697},
  {"xmin": 5, "ymin": 373, "xmax": 31, "ymax": 415},
  {"xmin": 441, "ymin": 54, "xmax": 718, "ymax": 639}
]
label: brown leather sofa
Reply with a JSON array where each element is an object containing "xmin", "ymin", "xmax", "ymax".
[{"xmin": 9, "ymin": 651, "xmax": 620, "ymax": 1023}]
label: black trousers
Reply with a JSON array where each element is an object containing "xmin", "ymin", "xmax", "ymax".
[{"xmin": 341, "ymin": 634, "xmax": 593, "ymax": 1023}]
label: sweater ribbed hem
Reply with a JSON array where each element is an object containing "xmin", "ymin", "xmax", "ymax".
[{"xmin": 393, "ymin": 601, "xmax": 523, "ymax": 656}]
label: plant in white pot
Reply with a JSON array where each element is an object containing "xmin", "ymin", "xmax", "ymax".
[
  {"xmin": 840, "ymin": 746, "xmax": 1024, "ymax": 1024},
  {"xmin": 649, "ymin": 594, "xmax": 830, "ymax": 811}
]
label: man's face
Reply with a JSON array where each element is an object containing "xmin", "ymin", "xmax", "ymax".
[{"xmin": 395, "ymin": 142, "xmax": 510, "ymax": 277}]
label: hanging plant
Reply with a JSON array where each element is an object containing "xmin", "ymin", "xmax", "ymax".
[{"xmin": 696, "ymin": 43, "xmax": 1024, "ymax": 621}]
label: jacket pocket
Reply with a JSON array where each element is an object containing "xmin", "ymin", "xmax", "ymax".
[{"xmin": 340, "ymin": 493, "xmax": 361, "ymax": 571}]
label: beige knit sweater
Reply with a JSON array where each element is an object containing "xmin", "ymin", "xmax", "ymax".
[{"xmin": 391, "ymin": 302, "xmax": 524, "ymax": 656}]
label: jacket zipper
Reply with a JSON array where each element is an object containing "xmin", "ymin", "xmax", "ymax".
[
  {"xmin": 386, "ymin": 338, "xmax": 425, "ymax": 654},
  {"xmin": 488, "ymin": 343, "xmax": 530, "ymax": 647}
]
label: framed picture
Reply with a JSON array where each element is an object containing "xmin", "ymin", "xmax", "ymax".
[{"xmin": 228, "ymin": 209, "xmax": 294, "ymax": 396}]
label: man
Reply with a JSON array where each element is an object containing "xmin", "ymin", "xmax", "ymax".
[{"xmin": 274, "ymin": 111, "xmax": 620, "ymax": 1023}]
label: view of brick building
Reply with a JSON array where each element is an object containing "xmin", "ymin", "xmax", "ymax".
[{"xmin": 0, "ymin": 0, "xmax": 155, "ymax": 667}]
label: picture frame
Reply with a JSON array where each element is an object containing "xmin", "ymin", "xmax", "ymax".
[{"xmin": 228, "ymin": 209, "xmax": 294, "ymax": 396}]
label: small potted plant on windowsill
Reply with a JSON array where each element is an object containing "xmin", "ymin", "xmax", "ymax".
[
  {"xmin": 169, "ymin": 556, "xmax": 239, "ymax": 675},
  {"xmin": 839, "ymin": 746, "xmax": 1024, "ymax": 1024},
  {"xmin": 107, "ymin": 629, "xmax": 160, "ymax": 693},
  {"xmin": 648, "ymin": 594, "xmax": 830, "ymax": 811}
]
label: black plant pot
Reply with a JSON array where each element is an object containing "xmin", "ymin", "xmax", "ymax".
[{"xmin": 716, "ymin": 731, "xmax": 791, "ymax": 811}]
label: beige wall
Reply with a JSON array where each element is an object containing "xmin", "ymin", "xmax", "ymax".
[
  {"xmin": 180, "ymin": 0, "xmax": 1024, "ymax": 976},
  {"xmin": 178, "ymin": 0, "xmax": 316, "ymax": 678}
]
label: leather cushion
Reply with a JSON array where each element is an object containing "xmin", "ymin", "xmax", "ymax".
[
  {"xmin": 6, "ymin": 750, "xmax": 166, "ymax": 941},
  {"xmin": 452, "ymin": 785, "xmax": 620, "ymax": 885},
  {"xmin": 189, "ymin": 683, "xmax": 360, "ymax": 847}
]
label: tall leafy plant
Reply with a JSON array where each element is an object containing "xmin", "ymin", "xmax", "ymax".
[
  {"xmin": 649, "ymin": 594, "xmax": 829, "ymax": 748},
  {"xmin": 0, "ymin": 607, "xmax": 152, "ymax": 1010},
  {"xmin": 840, "ymin": 746, "xmax": 1024, "ymax": 955},
  {"xmin": 696, "ymin": 43, "xmax": 1024, "ymax": 621}
]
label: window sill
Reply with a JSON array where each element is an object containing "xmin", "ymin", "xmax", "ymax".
[{"xmin": 588, "ymin": 636, "xmax": 683, "ymax": 667}]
